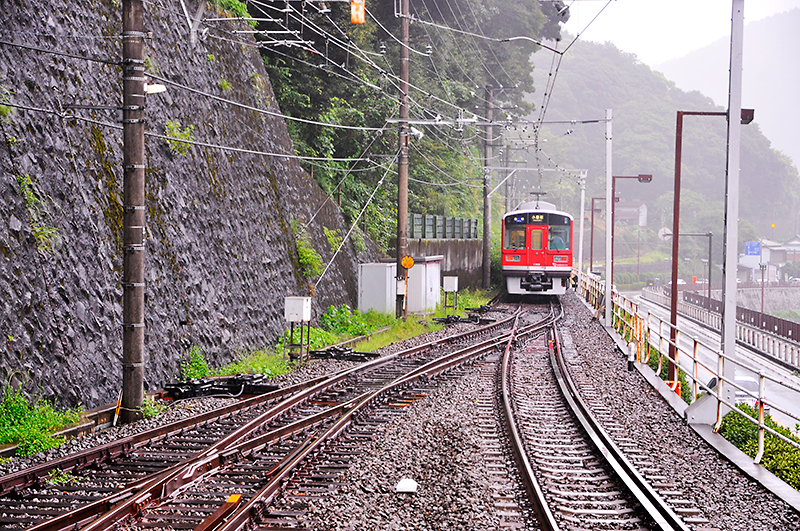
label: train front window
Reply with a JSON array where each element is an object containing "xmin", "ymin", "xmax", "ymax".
[
  {"xmin": 548, "ymin": 225, "xmax": 570, "ymax": 250},
  {"xmin": 504, "ymin": 226, "xmax": 526, "ymax": 250}
]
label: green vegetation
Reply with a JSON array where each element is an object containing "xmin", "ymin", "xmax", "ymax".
[
  {"xmin": 0, "ymin": 386, "xmax": 80, "ymax": 457},
  {"xmin": 138, "ymin": 397, "xmax": 168, "ymax": 419},
  {"xmin": 15, "ymin": 174, "xmax": 60, "ymax": 253},
  {"xmin": 320, "ymin": 304, "xmax": 394, "ymax": 337},
  {"xmin": 644, "ymin": 345, "xmax": 692, "ymax": 404},
  {"xmin": 219, "ymin": 78, "xmax": 232, "ymax": 92},
  {"xmin": 773, "ymin": 310, "xmax": 800, "ymax": 324},
  {"xmin": 0, "ymin": 86, "xmax": 12, "ymax": 122},
  {"xmin": 181, "ymin": 305, "xmax": 428, "ymax": 379},
  {"xmin": 164, "ymin": 119, "xmax": 195, "ymax": 155},
  {"xmin": 719, "ymin": 404, "xmax": 800, "ymax": 490},
  {"xmin": 248, "ymin": 72, "xmax": 266, "ymax": 92},
  {"xmin": 323, "ymin": 226, "xmax": 343, "ymax": 252},
  {"xmin": 180, "ymin": 346, "xmax": 211, "ymax": 380},
  {"xmin": 143, "ymin": 56, "xmax": 160, "ymax": 75},
  {"xmin": 215, "ymin": 349, "xmax": 292, "ymax": 378},
  {"xmin": 260, "ymin": 1, "xmax": 566, "ymax": 254},
  {"xmin": 206, "ymin": 54, "xmax": 216, "ymax": 62},
  {"xmin": 354, "ymin": 316, "xmax": 441, "ymax": 353},
  {"xmin": 436, "ymin": 288, "xmax": 493, "ymax": 316},
  {"xmin": 291, "ymin": 220, "xmax": 323, "ymax": 279},
  {"xmin": 350, "ymin": 230, "xmax": 366, "ymax": 253},
  {"xmin": 212, "ymin": 0, "xmax": 257, "ymax": 27},
  {"xmin": 46, "ymin": 468, "xmax": 83, "ymax": 485}
]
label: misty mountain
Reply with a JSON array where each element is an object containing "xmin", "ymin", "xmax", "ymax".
[
  {"xmin": 522, "ymin": 34, "xmax": 799, "ymax": 249},
  {"xmin": 656, "ymin": 8, "xmax": 800, "ymax": 171}
]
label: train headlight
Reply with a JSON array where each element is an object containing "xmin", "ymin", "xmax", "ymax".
[
  {"xmin": 507, "ymin": 255, "xmax": 521, "ymax": 262},
  {"xmin": 553, "ymin": 256, "xmax": 568, "ymax": 263}
]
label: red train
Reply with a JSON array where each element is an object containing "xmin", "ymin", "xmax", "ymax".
[{"xmin": 501, "ymin": 201, "xmax": 574, "ymax": 295}]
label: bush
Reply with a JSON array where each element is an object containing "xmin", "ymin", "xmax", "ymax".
[
  {"xmin": 0, "ymin": 386, "xmax": 80, "ymax": 457},
  {"xmin": 291, "ymin": 220, "xmax": 323, "ymax": 279},
  {"xmin": 139, "ymin": 397, "xmax": 168, "ymax": 419},
  {"xmin": 320, "ymin": 305, "xmax": 369, "ymax": 336},
  {"xmin": 212, "ymin": 0, "xmax": 257, "ymax": 27},
  {"xmin": 180, "ymin": 346, "xmax": 210, "ymax": 380},
  {"xmin": 164, "ymin": 119, "xmax": 195, "ymax": 155},
  {"xmin": 719, "ymin": 403, "xmax": 800, "ymax": 490}
]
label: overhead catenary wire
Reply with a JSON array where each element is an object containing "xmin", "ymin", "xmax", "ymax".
[
  {"xmin": 408, "ymin": 142, "xmax": 482, "ymax": 188},
  {"xmin": 3, "ymin": 101, "xmax": 385, "ymax": 164},
  {"xmin": 298, "ymin": 110, "xmax": 398, "ymax": 236},
  {"xmin": 313, "ymin": 156, "xmax": 397, "ymax": 289},
  {"xmin": 206, "ymin": 8, "xmax": 466, "ymax": 126},
  {"xmin": 246, "ymin": 0, "xmax": 473, "ymax": 116},
  {"xmin": 6, "ymin": 0, "xmax": 610, "ymax": 218}
]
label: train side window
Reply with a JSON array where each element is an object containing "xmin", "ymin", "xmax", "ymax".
[
  {"xmin": 530, "ymin": 229, "xmax": 543, "ymax": 250},
  {"xmin": 504, "ymin": 226, "xmax": 526, "ymax": 250},
  {"xmin": 548, "ymin": 225, "xmax": 570, "ymax": 250}
]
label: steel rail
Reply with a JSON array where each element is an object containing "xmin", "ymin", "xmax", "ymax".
[
  {"xmin": 210, "ymin": 309, "xmax": 552, "ymax": 531},
  {"xmin": 549, "ymin": 324, "xmax": 692, "ymax": 531},
  {"xmin": 31, "ymin": 312, "xmax": 519, "ymax": 531},
  {"xmin": 500, "ymin": 305, "xmax": 562, "ymax": 531},
  {"xmin": 0, "ymin": 377, "xmax": 327, "ymax": 497}
]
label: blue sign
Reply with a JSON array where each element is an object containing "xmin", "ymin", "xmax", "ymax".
[{"xmin": 744, "ymin": 241, "xmax": 761, "ymax": 256}]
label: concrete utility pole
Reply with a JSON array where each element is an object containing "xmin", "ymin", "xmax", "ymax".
[
  {"xmin": 577, "ymin": 171, "xmax": 586, "ymax": 287},
  {"xmin": 721, "ymin": 0, "xmax": 745, "ymax": 410},
  {"xmin": 482, "ymin": 87, "xmax": 493, "ymax": 290},
  {"xmin": 396, "ymin": 0, "xmax": 410, "ymax": 317},
  {"xmin": 604, "ymin": 109, "xmax": 612, "ymax": 327},
  {"xmin": 121, "ymin": 0, "xmax": 146, "ymax": 422}
]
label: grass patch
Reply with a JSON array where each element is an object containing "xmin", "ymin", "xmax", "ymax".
[
  {"xmin": 355, "ymin": 316, "xmax": 442, "ymax": 352},
  {"xmin": 46, "ymin": 468, "xmax": 84, "ymax": 485},
  {"xmin": 138, "ymin": 397, "xmax": 168, "ymax": 419},
  {"xmin": 433, "ymin": 288, "xmax": 493, "ymax": 317},
  {"xmin": 773, "ymin": 310, "xmax": 800, "ymax": 324},
  {"xmin": 180, "ymin": 346, "xmax": 211, "ymax": 380},
  {"xmin": 719, "ymin": 404, "xmax": 800, "ymax": 490},
  {"xmin": 0, "ymin": 386, "xmax": 81, "ymax": 457},
  {"xmin": 184, "ymin": 305, "xmax": 436, "ymax": 379},
  {"xmin": 215, "ymin": 349, "xmax": 293, "ymax": 378}
]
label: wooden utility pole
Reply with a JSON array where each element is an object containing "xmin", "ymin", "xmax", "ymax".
[
  {"xmin": 396, "ymin": 0, "xmax": 410, "ymax": 317},
  {"xmin": 121, "ymin": 0, "xmax": 146, "ymax": 422}
]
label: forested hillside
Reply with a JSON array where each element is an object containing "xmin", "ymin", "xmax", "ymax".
[
  {"xmin": 251, "ymin": 0, "xmax": 568, "ymax": 253},
  {"xmin": 527, "ymin": 36, "xmax": 800, "ymax": 276}
]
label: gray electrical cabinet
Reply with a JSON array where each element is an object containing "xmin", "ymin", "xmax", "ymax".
[{"xmin": 358, "ymin": 262, "xmax": 397, "ymax": 314}]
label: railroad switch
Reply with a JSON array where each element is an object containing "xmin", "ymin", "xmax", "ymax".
[{"xmin": 309, "ymin": 345, "xmax": 380, "ymax": 362}]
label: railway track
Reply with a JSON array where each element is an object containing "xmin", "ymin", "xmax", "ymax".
[
  {"xmin": 500, "ymin": 299, "xmax": 696, "ymax": 531},
  {"xmin": 0, "ymin": 309, "xmax": 527, "ymax": 531},
  {"xmin": 0, "ymin": 296, "xmax": 722, "ymax": 531}
]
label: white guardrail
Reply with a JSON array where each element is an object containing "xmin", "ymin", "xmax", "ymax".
[
  {"xmin": 577, "ymin": 271, "xmax": 800, "ymax": 463},
  {"xmin": 640, "ymin": 287, "xmax": 800, "ymax": 369}
]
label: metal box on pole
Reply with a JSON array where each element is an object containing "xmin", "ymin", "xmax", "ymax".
[{"xmin": 284, "ymin": 296, "xmax": 311, "ymax": 362}]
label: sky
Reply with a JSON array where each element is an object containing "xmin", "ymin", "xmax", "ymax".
[{"xmin": 560, "ymin": 0, "xmax": 799, "ymax": 66}]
